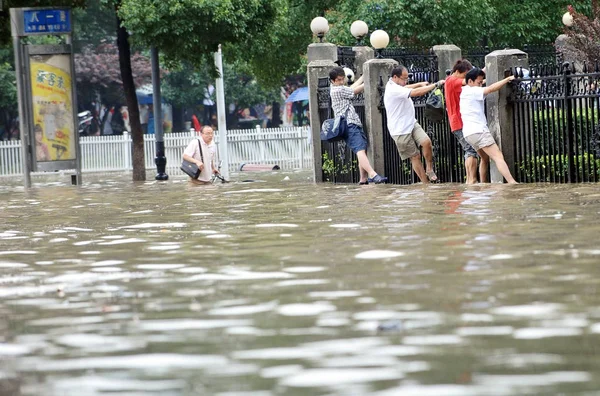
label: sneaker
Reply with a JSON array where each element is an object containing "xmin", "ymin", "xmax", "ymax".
[
  {"xmin": 368, "ymin": 174, "xmax": 388, "ymax": 184},
  {"xmin": 358, "ymin": 181, "xmax": 369, "ymax": 185}
]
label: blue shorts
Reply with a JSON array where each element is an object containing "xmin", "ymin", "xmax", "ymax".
[
  {"xmin": 453, "ymin": 129, "xmax": 478, "ymax": 160},
  {"xmin": 346, "ymin": 123, "xmax": 368, "ymax": 153}
]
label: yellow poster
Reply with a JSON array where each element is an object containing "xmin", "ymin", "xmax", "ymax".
[{"xmin": 29, "ymin": 54, "xmax": 75, "ymax": 162}]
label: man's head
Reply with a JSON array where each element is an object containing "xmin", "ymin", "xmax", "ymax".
[
  {"xmin": 200, "ymin": 125, "xmax": 214, "ymax": 144},
  {"xmin": 390, "ymin": 66, "xmax": 410, "ymax": 86},
  {"xmin": 329, "ymin": 67, "xmax": 346, "ymax": 86},
  {"xmin": 465, "ymin": 68, "xmax": 486, "ymax": 87}
]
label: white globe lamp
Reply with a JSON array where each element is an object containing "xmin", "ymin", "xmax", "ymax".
[
  {"xmin": 350, "ymin": 20, "xmax": 369, "ymax": 45},
  {"xmin": 370, "ymin": 29, "xmax": 389, "ymax": 58},
  {"xmin": 310, "ymin": 17, "xmax": 330, "ymax": 42}
]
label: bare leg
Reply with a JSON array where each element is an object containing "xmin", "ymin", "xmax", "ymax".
[
  {"xmin": 479, "ymin": 144, "xmax": 517, "ymax": 184},
  {"xmin": 359, "ymin": 163, "xmax": 368, "ymax": 183},
  {"xmin": 421, "ymin": 138, "xmax": 434, "ymax": 174},
  {"xmin": 410, "ymin": 155, "xmax": 428, "ymax": 183},
  {"xmin": 356, "ymin": 150, "xmax": 377, "ymax": 179},
  {"xmin": 479, "ymin": 152, "xmax": 489, "ymax": 183},
  {"xmin": 465, "ymin": 156, "xmax": 477, "ymax": 184}
]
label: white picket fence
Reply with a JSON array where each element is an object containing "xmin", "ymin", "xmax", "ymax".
[{"xmin": 0, "ymin": 126, "xmax": 313, "ymax": 176}]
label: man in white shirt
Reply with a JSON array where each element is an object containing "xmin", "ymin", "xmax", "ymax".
[
  {"xmin": 384, "ymin": 66, "xmax": 445, "ymax": 183},
  {"xmin": 182, "ymin": 125, "xmax": 220, "ymax": 183},
  {"xmin": 460, "ymin": 68, "xmax": 517, "ymax": 184}
]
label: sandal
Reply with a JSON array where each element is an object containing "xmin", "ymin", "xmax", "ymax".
[
  {"xmin": 426, "ymin": 170, "xmax": 438, "ymax": 182},
  {"xmin": 358, "ymin": 181, "xmax": 369, "ymax": 185}
]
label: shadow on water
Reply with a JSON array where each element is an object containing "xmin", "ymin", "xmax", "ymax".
[{"xmin": 1, "ymin": 171, "xmax": 600, "ymax": 395}]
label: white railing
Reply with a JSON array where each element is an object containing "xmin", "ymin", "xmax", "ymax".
[{"xmin": 0, "ymin": 126, "xmax": 313, "ymax": 177}]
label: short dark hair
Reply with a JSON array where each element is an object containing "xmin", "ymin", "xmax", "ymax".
[
  {"xmin": 452, "ymin": 59, "xmax": 473, "ymax": 74},
  {"xmin": 329, "ymin": 67, "xmax": 345, "ymax": 82},
  {"xmin": 465, "ymin": 67, "xmax": 486, "ymax": 84},
  {"xmin": 391, "ymin": 66, "xmax": 408, "ymax": 78}
]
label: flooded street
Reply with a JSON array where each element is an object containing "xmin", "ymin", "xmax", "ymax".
[{"xmin": 1, "ymin": 171, "xmax": 600, "ymax": 395}]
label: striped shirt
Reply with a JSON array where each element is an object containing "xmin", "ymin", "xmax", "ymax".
[{"xmin": 330, "ymin": 85, "xmax": 362, "ymax": 127}]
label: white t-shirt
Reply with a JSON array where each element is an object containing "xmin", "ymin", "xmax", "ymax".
[
  {"xmin": 183, "ymin": 138, "xmax": 217, "ymax": 182},
  {"xmin": 383, "ymin": 79, "xmax": 416, "ymax": 136},
  {"xmin": 459, "ymin": 86, "xmax": 489, "ymax": 137}
]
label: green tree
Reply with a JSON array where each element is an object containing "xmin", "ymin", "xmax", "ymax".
[
  {"xmin": 162, "ymin": 58, "xmax": 279, "ymax": 129},
  {"xmin": 563, "ymin": 2, "xmax": 600, "ymax": 64},
  {"xmin": 0, "ymin": 61, "xmax": 17, "ymax": 133}
]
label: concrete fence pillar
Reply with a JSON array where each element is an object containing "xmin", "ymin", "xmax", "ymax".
[
  {"xmin": 433, "ymin": 44, "xmax": 462, "ymax": 77},
  {"xmin": 363, "ymin": 58, "xmax": 398, "ymax": 175},
  {"xmin": 353, "ymin": 46, "xmax": 374, "ymax": 77},
  {"xmin": 308, "ymin": 42, "xmax": 338, "ymax": 64},
  {"xmin": 485, "ymin": 49, "xmax": 529, "ymax": 182},
  {"xmin": 307, "ymin": 42, "xmax": 338, "ymax": 183}
]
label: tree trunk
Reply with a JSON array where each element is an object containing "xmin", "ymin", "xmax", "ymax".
[{"xmin": 116, "ymin": 11, "xmax": 145, "ymax": 181}]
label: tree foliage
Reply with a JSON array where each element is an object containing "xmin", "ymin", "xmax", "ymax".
[
  {"xmin": 74, "ymin": 43, "xmax": 153, "ymax": 105},
  {"xmin": 162, "ymin": 58, "xmax": 279, "ymax": 125},
  {"xmin": 563, "ymin": 3, "xmax": 600, "ymax": 65},
  {"xmin": 117, "ymin": 0, "xmax": 281, "ymax": 68}
]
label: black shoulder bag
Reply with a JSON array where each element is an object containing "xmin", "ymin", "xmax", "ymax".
[{"xmin": 181, "ymin": 139, "xmax": 205, "ymax": 179}]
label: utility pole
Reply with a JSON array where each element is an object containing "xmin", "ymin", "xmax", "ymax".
[{"xmin": 214, "ymin": 44, "xmax": 230, "ymax": 180}]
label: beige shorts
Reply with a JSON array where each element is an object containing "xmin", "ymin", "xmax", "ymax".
[
  {"xmin": 394, "ymin": 123, "xmax": 430, "ymax": 160},
  {"xmin": 465, "ymin": 132, "xmax": 496, "ymax": 151}
]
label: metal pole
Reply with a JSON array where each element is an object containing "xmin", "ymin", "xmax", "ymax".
[
  {"xmin": 10, "ymin": 11, "xmax": 31, "ymax": 187},
  {"xmin": 214, "ymin": 44, "xmax": 230, "ymax": 180},
  {"xmin": 152, "ymin": 47, "xmax": 168, "ymax": 180}
]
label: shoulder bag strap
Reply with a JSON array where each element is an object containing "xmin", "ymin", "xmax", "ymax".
[{"xmin": 197, "ymin": 139, "xmax": 205, "ymax": 164}]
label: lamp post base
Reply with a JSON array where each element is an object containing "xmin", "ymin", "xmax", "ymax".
[{"xmin": 154, "ymin": 141, "xmax": 169, "ymax": 181}]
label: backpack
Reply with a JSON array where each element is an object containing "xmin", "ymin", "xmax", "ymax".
[{"xmin": 424, "ymin": 87, "xmax": 445, "ymax": 123}]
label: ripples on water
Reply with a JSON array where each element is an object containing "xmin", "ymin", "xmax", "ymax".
[{"xmin": 1, "ymin": 172, "xmax": 600, "ymax": 395}]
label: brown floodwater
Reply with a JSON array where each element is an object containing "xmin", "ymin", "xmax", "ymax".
[{"xmin": 1, "ymin": 171, "xmax": 600, "ymax": 395}]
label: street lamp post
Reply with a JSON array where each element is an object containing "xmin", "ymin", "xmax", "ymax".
[
  {"xmin": 370, "ymin": 29, "xmax": 390, "ymax": 59},
  {"xmin": 350, "ymin": 20, "xmax": 369, "ymax": 46},
  {"xmin": 310, "ymin": 16, "xmax": 329, "ymax": 42},
  {"xmin": 151, "ymin": 47, "xmax": 168, "ymax": 181}
]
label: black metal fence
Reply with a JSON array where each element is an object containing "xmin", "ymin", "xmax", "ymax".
[
  {"xmin": 464, "ymin": 44, "xmax": 560, "ymax": 69},
  {"xmin": 510, "ymin": 62, "xmax": 600, "ymax": 183},
  {"xmin": 337, "ymin": 46, "xmax": 356, "ymax": 72},
  {"xmin": 317, "ymin": 77, "xmax": 362, "ymax": 183},
  {"xmin": 381, "ymin": 47, "xmax": 438, "ymax": 81}
]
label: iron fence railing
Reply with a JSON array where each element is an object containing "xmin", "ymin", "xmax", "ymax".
[
  {"xmin": 464, "ymin": 44, "xmax": 560, "ymax": 69},
  {"xmin": 337, "ymin": 46, "xmax": 356, "ymax": 73},
  {"xmin": 510, "ymin": 62, "xmax": 600, "ymax": 183},
  {"xmin": 381, "ymin": 47, "xmax": 439, "ymax": 82}
]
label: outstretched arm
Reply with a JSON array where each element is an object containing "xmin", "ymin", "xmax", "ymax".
[
  {"xmin": 409, "ymin": 80, "xmax": 445, "ymax": 97},
  {"xmin": 483, "ymin": 76, "xmax": 515, "ymax": 95}
]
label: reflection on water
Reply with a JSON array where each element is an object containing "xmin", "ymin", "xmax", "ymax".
[{"xmin": 1, "ymin": 172, "xmax": 600, "ymax": 395}]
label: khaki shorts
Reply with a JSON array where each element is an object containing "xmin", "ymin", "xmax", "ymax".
[
  {"xmin": 394, "ymin": 123, "xmax": 430, "ymax": 160},
  {"xmin": 465, "ymin": 132, "xmax": 496, "ymax": 151}
]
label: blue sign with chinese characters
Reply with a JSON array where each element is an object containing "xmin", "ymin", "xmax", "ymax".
[{"xmin": 23, "ymin": 9, "xmax": 71, "ymax": 34}]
